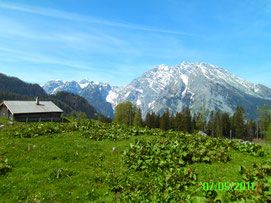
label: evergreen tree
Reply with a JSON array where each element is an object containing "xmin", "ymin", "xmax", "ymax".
[
  {"xmin": 214, "ymin": 110, "xmax": 223, "ymax": 138},
  {"xmin": 246, "ymin": 119, "xmax": 256, "ymax": 141},
  {"xmin": 192, "ymin": 112, "xmax": 197, "ymax": 132},
  {"xmin": 182, "ymin": 107, "xmax": 192, "ymax": 133},
  {"xmin": 169, "ymin": 112, "xmax": 175, "ymax": 130},
  {"xmin": 196, "ymin": 106, "xmax": 206, "ymax": 132},
  {"xmin": 207, "ymin": 110, "xmax": 215, "ymax": 137},
  {"xmin": 174, "ymin": 112, "xmax": 184, "ymax": 131},
  {"xmin": 145, "ymin": 112, "xmax": 152, "ymax": 128},
  {"xmin": 233, "ymin": 106, "xmax": 246, "ymax": 139},
  {"xmin": 160, "ymin": 109, "xmax": 170, "ymax": 131},
  {"xmin": 145, "ymin": 111, "xmax": 157, "ymax": 129},
  {"xmin": 155, "ymin": 114, "xmax": 161, "ymax": 129},
  {"xmin": 221, "ymin": 112, "xmax": 231, "ymax": 138}
]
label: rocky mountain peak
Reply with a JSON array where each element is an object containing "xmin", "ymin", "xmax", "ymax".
[{"xmin": 106, "ymin": 62, "xmax": 271, "ymax": 118}]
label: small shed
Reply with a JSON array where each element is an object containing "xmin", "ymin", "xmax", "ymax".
[{"xmin": 0, "ymin": 97, "xmax": 63, "ymax": 122}]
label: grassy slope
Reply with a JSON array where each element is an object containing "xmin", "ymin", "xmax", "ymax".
[{"xmin": 0, "ymin": 120, "xmax": 270, "ymax": 202}]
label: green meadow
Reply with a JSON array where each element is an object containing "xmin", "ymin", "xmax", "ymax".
[{"xmin": 0, "ymin": 118, "xmax": 270, "ymax": 202}]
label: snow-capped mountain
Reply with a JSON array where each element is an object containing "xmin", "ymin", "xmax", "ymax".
[
  {"xmin": 42, "ymin": 79, "xmax": 114, "ymax": 118},
  {"xmin": 79, "ymin": 79, "xmax": 92, "ymax": 89},
  {"xmin": 42, "ymin": 62, "xmax": 271, "ymax": 119},
  {"xmin": 106, "ymin": 62, "xmax": 271, "ymax": 118},
  {"xmin": 42, "ymin": 79, "xmax": 66, "ymax": 94}
]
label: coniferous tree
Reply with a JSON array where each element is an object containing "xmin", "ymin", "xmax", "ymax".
[
  {"xmin": 174, "ymin": 112, "xmax": 184, "ymax": 131},
  {"xmin": 155, "ymin": 114, "xmax": 161, "ymax": 129},
  {"xmin": 246, "ymin": 119, "xmax": 256, "ymax": 141},
  {"xmin": 221, "ymin": 112, "xmax": 231, "ymax": 138},
  {"xmin": 150, "ymin": 112, "xmax": 157, "ymax": 128},
  {"xmin": 196, "ymin": 106, "xmax": 206, "ymax": 132},
  {"xmin": 169, "ymin": 112, "xmax": 175, "ymax": 130},
  {"xmin": 192, "ymin": 112, "xmax": 197, "ymax": 132},
  {"xmin": 182, "ymin": 107, "xmax": 192, "ymax": 133},
  {"xmin": 160, "ymin": 109, "xmax": 170, "ymax": 131},
  {"xmin": 214, "ymin": 110, "xmax": 223, "ymax": 138},
  {"xmin": 145, "ymin": 112, "xmax": 152, "ymax": 128},
  {"xmin": 233, "ymin": 106, "xmax": 246, "ymax": 139},
  {"xmin": 145, "ymin": 111, "xmax": 157, "ymax": 129},
  {"xmin": 207, "ymin": 110, "xmax": 215, "ymax": 137},
  {"xmin": 231, "ymin": 113, "xmax": 235, "ymax": 139}
]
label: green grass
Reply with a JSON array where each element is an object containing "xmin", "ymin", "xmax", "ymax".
[
  {"xmin": 0, "ymin": 126, "xmax": 158, "ymax": 202},
  {"xmin": 261, "ymin": 140, "xmax": 271, "ymax": 155},
  {"xmin": 0, "ymin": 117, "xmax": 12, "ymax": 125},
  {"xmin": 193, "ymin": 149, "xmax": 268, "ymax": 182},
  {"xmin": 0, "ymin": 132, "xmax": 125, "ymax": 201},
  {"xmin": 0, "ymin": 120, "xmax": 270, "ymax": 202}
]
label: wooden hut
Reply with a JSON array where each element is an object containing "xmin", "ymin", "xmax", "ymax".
[{"xmin": 0, "ymin": 97, "xmax": 63, "ymax": 122}]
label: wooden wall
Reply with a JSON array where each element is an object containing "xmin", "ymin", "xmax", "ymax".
[
  {"xmin": 14, "ymin": 112, "xmax": 62, "ymax": 122},
  {"xmin": 0, "ymin": 104, "xmax": 12, "ymax": 119}
]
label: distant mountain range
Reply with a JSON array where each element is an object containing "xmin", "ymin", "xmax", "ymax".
[
  {"xmin": 42, "ymin": 79, "xmax": 118, "ymax": 118},
  {"xmin": 42, "ymin": 62, "xmax": 271, "ymax": 119}
]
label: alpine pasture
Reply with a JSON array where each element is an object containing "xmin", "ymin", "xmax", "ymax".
[{"xmin": 0, "ymin": 118, "xmax": 270, "ymax": 202}]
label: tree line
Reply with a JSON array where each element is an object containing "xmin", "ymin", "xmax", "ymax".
[{"xmin": 113, "ymin": 102, "xmax": 271, "ymax": 142}]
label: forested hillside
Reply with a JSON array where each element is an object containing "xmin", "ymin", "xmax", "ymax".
[
  {"xmin": 0, "ymin": 73, "xmax": 47, "ymax": 97},
  {"xmin": 46, "ymin": 91, "xmax": 98, "ymax": 119},
  {"xmin": 0, "ymin": 91, "xmax": 33, "ymax": 102}
]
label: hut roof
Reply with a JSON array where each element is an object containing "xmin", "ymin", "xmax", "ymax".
[{"xmin": 0, "ymin": 101, "xmax": 63, "ymax": 114}]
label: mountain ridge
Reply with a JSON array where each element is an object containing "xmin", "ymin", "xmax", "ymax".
[
  {"xmin": 43, "ymin": 79, "xmax": 114, "ymax": 118},
  {"xmin": 42, "ymin": 62, "xmax": 271, "ymax": 119}
]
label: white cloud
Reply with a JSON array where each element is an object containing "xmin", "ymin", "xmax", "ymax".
[
  {"xmin": 0, "ymin": 47, "xmax": 95, "ymax": 70},
  {"xmin": 0, "ymin": 2, "xmax": 196, "ymax": 36}
]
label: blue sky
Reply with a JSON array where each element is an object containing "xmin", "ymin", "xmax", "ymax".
[{"xmin": 0, "ymin": 0, "xmax": 270, "ymax": 87}]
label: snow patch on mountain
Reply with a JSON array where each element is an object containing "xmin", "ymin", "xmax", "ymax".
[
  {"xmin": 136, "ymin": 99, "xmax": 142, "ymax": 106},
  {"xmin": 106, "ymin": 90, "xmax": 118, "ymax": 104},
  {"xmin": 180, "ymin": 74, "xmax": 188, "ymax": 86},
  {"xmin": 79, "ymin": 83, "xmax": 89, "ymax": 89},
  {"xmin": 79, "ymin": 79, "xmax": 92, "ymax": 89}
]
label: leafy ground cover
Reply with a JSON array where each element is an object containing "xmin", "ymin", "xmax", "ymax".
[{"xmin": 0, "ymin": 119, "xmax": 270, "ymax": 202}]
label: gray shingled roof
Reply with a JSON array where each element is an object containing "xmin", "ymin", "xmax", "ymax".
[{"xmin": 1, "ymin": 101, "xmax": 63, "ymax": 114}]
